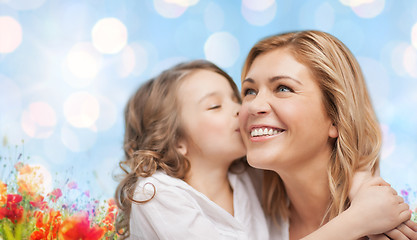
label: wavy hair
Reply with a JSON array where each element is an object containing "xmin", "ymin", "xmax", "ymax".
[
  {"xmin": 241, "ymin": 30, "xmax": 382, "ymax": 223},
  {"xmin": 114, "ymin": 59, "xmax": 240, "ymax": 238}
]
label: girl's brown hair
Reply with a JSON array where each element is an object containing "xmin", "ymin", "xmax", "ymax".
[
  {"xmin": 114, "ymin": 59, "xmax": 240, "ymax": 238},
  {"xmin": 242, "ymin": 30, "xmax": 381, "ymax": 223}
]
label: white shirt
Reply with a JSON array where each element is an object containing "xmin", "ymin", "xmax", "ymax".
[{"xmin": 129, "ymin": 170, "xmax": 270, "ymax": 240}]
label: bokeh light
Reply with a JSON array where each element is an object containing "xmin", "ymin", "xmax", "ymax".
[
  {"xmin": 381, "ymin": 124, "xmax": 396, "ymax": 159},
  {"xmin": 0, "ymin": 16, "xmax": 22, "ymax": 53},
  {"xmin": 242, "ymin": 0, "xmax": 275, "ymax": 11},
  {"xmin": 5, "ymin": 0, "xmax": 47, "ymax": 11},
  {"xmin": 0, "ymin": 74, "xmax": 22, "ymax": 118},
  {"xmin": 21, "ymin": 101, "xmax": 57, "ymax": 139},
  {"xmin": 60, "ymin": 124, "xmax": 97, "ymax": 152},
  {"xmin": 358, "ymin": 57, "xmax": 390, "ymax": 109},
  {"xmin": 116, "ymin": 45, "xmax": 136, "ymax": 78},
  {"xmin": 241, "ymin": 0, "xmax": 277, "ymax": 26},
  {"xmin": 411, "ymin": 22, "xmax": 417, "ymax": 50},
  {"xmin": 66, "ymin": 42, "xmax": 102, "ymax": 81},
  {"xmin": 129, "ymin": 42, "xmax": 150, "ymax": 77},
  {"xmin": 153, "ymin": 0, "xmax": 187, "ymax": 18},
  {"xmin": 204, "ymin": 2, "xmax": 224, "ymax": 32},
  {"xmin": 341, "ymin": 0, "xmax": 385, "ymax": 18},
  {"xmin": 94, "ymin": 95, "xmax": 117, "ymax": 132},
  {"xmin": 314, "ymin": 2, "xmax": 335, "ymax": 31},
  {"xmin": 63, "ymin": 91, "xmax": 100, "ymax": 129},
  {"xmin": 403, "ymin": 46, "xmax": 417, "ymax": 78},
  {"xmin": 204, "ymin": 32, "xmax": 240, "ymax": 68},
  {"xmin": 164, "ymin": 0, "xmax": 199, "ymax": 7},
  {"xmin": 92, "ymin": 18, "xmax": 128, "ymax": 54}
]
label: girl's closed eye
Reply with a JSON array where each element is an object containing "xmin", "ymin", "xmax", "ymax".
[{"xmin": 208, "ymin": 104, "xmax": 221, "ymax": 110}]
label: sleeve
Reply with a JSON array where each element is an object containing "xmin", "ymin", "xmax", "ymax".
[{"xmin": 129, "ymin": 186, "xmax": 223, "ymax": 240}]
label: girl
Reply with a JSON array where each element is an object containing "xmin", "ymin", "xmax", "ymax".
[
  {"xmin": 115, "ymin": 59, "xmax": 410, "ymax": 239},
  {"xmin": 239, "ymin": 30, "xmax": 417, "ymax": 239}
]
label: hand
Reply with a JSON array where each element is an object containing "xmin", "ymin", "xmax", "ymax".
[
  {"xmin": 348, "ymin": 178, "xmax": 411, "ymax": 235},
  {"xmin": 368, "ymin": 220, "xmax": 417, "ymax": 240}
]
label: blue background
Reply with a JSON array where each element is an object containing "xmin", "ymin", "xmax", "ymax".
[{"xmin": 0, "ymin": 0, "xmax": 416, "ymax": 204}]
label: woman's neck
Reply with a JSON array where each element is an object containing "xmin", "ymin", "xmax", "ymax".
[
  {"xmin": 185, "ymin": 161, "xmax": 234, "ymax": 216},
  {"xmin": 277, "ymin": 156, "xmax": 331, "ymax": 239}
]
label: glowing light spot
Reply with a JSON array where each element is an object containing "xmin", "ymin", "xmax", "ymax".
[
  {"xmin": 129, "ymin": 42, "xmax": 149, "ymax": 77},
  {"xmin": 381, "ymin": 124, "xmax": 396, "ymax": 159},
  {"xmin": 315, "ymin": 2, "xmax": 334, "ymax": 31},
  {"xmin": 66, "ymin": 43, "xmax": 101, "ymax": 80},
  {"xmin": 242, "ymin": 0, "xmax": 274, "ymax": 11},
  {"xmin": 21, "ymin": 102, "xmax": 56, "ymax": 139},
  {"xmin": 204, "ymin": 32, "xmax": 240, "ymax": 68},
  {"xmin": 18, "ymin": 163, "xmax": 53, "ymax": 195},
  {"xmin": 348, "ymin": 0, "xmax": 385, "ymax": 18},
  {"xmin": 94, "ymin": 96, "xmax": 117, "ymax": 132},
  {"xmin": 0, "ymin": 16, "xmax": 22, "ymax": 53},
  {"xmin": 117, "ymin": 45, "xmax": 136, "ymax": 78},
  {"xmin": 164, "ymin": 0, "xmax": 199, "ymax": 7},
  {"xmin": 92, "ymin": 18, "xmax": 128, "ymax": 54},
  {"xmin": 60, "ymin": 125, "xmax": 97, "ymax": 152},
  {"xmin": 358, "ymin": 57, "xmax": 389, "ymax": 108},
  {"xmin": 403, "ymin": 46, "xmax": 417, "ymax": 78},
  {"xmin": 152, "ymin": 56, "xmax": 189, "ymax": 76},
  {"xmin": 0, "ymin": 75, "xmax": 22, "ymax": 118},
  {"xmin": 204, "ymin": 2, "xmax": 224, "ymax": 32},
  {"xmin": 43, "ymin": 135, "xmax": 67, "ymax": 164},
  {"xmin": 64, "ymin": 92, "xmax": 100, "ymax": 128},
  {"xmin": 6, "ymin": 0, "xmax": 46, "ymax": 10},
  {"xmin": 241, "ymin": 0, "xmax": 276, "ymax": 26},
  {"xmin": 411, "ymin": 23, "xmax": 417, "ymax": 50},
  {"xmin": 339, "ymin": 0, "xmax": 374, "ymax": 7},
  {"xmin": 154, "ymin": 0, "xmax": 187, "ymax": 18},
  {"xmin": 390, "ymin": 42, "xmax": 409, "ymax": 77}
]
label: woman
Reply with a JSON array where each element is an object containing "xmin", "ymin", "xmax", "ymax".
[{"xmin": 239, "ymin": 30, "xmax": 416, "ymax": 239}]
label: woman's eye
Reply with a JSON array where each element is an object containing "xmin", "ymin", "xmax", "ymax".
[
  {"xmin": 243, "ymin": 88, "xmax": 257, "ymax": 96},
  {"xmin": 276, "ymin": 85, "xmax": 293, "ymax": 92},
  {"xmin": 208, "ymin": 105, "xmax": 221, "ymax": 110}
]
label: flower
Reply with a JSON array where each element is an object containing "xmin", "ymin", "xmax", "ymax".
[
  {"xmin": 16, "ymin": 164, "xmax": 45, "ymax": 197},
  {"xmin": 48, "ymin": 188, "xmax": 63, "ymax": 202},
  {"xmin": 0, "ymin": 194, "xmax": 24, "ymax": 223},
  {"xmin": 0, "ymin": 181, "xmax": 7, "ymax": 205},
  {"xmin": 59, "ymin": 212, "xmax": 105, "ymax": 240}
]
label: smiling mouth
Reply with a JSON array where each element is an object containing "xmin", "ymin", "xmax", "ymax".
[{"xmin": 250, "ymin": 127, "xmax": 284, "ymax": 137}]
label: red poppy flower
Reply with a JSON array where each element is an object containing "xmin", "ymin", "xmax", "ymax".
[
  {"xmin": 0, "ymin": 194, "xmax": 24, "ymax": 223},
  {"xmin": 59, "ymin": 212, "xmax": 105, "ymax": 240}
]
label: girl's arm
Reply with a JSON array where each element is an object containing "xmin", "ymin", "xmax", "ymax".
[{"xmin": 301, "ymin": 174, "xmax": 415, "ymax": 240}]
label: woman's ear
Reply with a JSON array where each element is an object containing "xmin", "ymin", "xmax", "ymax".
[{"xmin": 329, "ymin": 123, "xmax": 338, "ymax": 138}]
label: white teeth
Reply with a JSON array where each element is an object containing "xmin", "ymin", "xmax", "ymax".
[{"xmin": 250, "ymin": 127, "xmax": 282, "ymax": 137}]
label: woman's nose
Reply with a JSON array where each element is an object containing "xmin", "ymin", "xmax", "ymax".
[{"xmin": 248, "ymin": 92, "xmax": 270, "ymax": 115}]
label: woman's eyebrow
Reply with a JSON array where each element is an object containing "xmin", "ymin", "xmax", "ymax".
[
  {"xmin": 242, "ymin": 78, "xmax": 254, "ymax": 85},
  {"xmin": 270, "ymin": 75, "xmax": 303, "ymax": 85}
]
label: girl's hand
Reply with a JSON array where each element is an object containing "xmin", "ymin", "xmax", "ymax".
[
  {"xmin": 349, "ymin": 174, "xmax": 412, "ymax": 236},
  {"xmin": 349, "ymin": 172, "xmax": 416, "ymax": 239}
]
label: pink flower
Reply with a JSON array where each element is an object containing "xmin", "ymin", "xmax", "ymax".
[
  {"xmin": 67, "ymin": 181, "xmax": 78, "ymax": 189},
  {"xmin": 48, "ymin": 188, "xmax": 63, "ymax": 203}
]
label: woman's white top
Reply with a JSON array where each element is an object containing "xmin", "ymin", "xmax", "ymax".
[{"xmin": 129, "ymin": 170, "xmax": 270, "ymax": 240}]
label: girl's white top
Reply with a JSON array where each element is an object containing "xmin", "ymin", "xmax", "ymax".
[{"xmin": 129, "ymin": 169, "xmax": 278, "ymax": 240}]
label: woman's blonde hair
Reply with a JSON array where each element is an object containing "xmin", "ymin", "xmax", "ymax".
[
  {"xmin": 114, "ymin": 59, "xmax": 240, "ymax": 238},
  {"xmin": 241, "ymin": 30, "xmax": 382, "ymax": 222}
]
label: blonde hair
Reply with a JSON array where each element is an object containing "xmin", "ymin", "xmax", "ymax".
[
  {"xmin": 241, "ymin": 30, "xmax": 382, "ymax": 222},
  {"xmin": 114, "ymin": 60, "xmax": 240, "ymax": 238}
]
